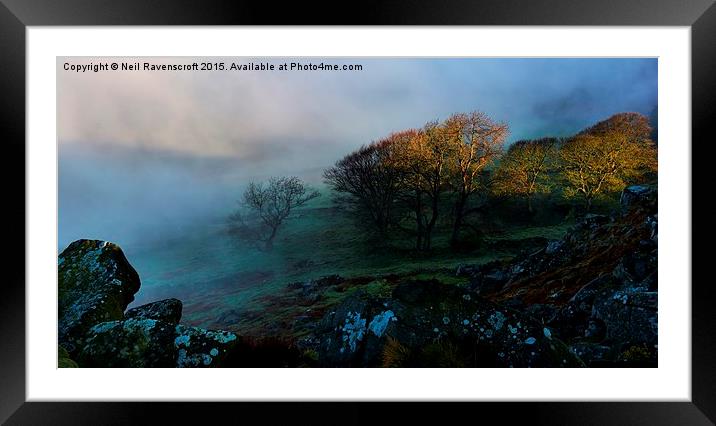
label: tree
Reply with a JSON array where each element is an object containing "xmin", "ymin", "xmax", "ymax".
[
  {"xmin": 580, "ymin": 112, "xmax": 652, "ymax": 143},
  {"xmin": 444, "ymin": 111, "xmax": 508, "ymax": 246},
  {"xmin": 229, "ymin": 176, "xmax": 319, "ymax": 250},
  {"xmin": 323, "ymin": 134, "xmax": 404, "ymax": 237},
  {"xmin": 390, "ymin": 122, "xmax": 453, "ymax": 251},
  {"xmin": 558, "ymin": 129, "xmax": 656, "ymax": 210},
  {"xmin": 493, "ymin": 138, "xmax": 556, "ymax": 213}
]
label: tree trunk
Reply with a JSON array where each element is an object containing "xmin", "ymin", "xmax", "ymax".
[
  {"xmin": 264, "ymin": 226, "xmax": 278, "ymax": 251},
  {"xmin": 422, "ymin": 193, "xmax": 440, "ymax": 251},
  {"xmin": 450, "ymin": 195, "xmax": 467, "ymax": 248},
  {"xmin": 415, "ymin": 191, "xmax": 424, "ymax": 250}
]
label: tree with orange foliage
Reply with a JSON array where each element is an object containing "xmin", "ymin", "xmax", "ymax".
[
  {"xmin": 493, "ymin": 138, "xmax": 556, "ymax": 213},
  {"xmin": 580, "ymin": 112, "xmax": 652, "ymax": 143},
  {"xmin": 390, "ymin": 123, "xmax": 452, "ymax": 251},
  {"xmin": 559, "ymin": 114, "xmax": 657, "ymax": 210},
  {"xmin": 444, "ymin": 111, "xmax": 508, "ymax": 246}
]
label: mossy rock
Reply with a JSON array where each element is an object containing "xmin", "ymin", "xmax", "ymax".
[
  {"xmin": 125, "ymin": 298, "xmax": 183, "ymax": 325},
  {"xmin": 75, "ymin": 318, "xmax": 241, "ymax": 368},
  {"xmin": 58, "ymin": 240, "xmax": 141, "ymax": 356},
  {"xmin": 313, "ymin": 280, "xmax": 584, "ymax": 367},
  {"xmin": 76, "ymin": 318, "xmax": 177, "ymax": 367},
  {"xmin": 174, "ymin": 325, "xmax": 239, "ymax": 367}
]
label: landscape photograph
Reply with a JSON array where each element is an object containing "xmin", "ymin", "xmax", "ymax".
[{"xmin": 58, "ymin": 57, "xmax": 658, "ymax": 368}]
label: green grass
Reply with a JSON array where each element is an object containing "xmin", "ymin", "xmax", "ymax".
[
  {"xmin": 487, "ymin": 222, "xmax": 574, "ymax": 241},
  {"xmin": 125, "ymin": 189, "xmax": 574, "ymax": 336}
]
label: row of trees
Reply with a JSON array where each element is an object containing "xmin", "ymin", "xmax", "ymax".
[
  {"xmin": 494, "ymin": 112, "xmax": 657, "ymax": 211},
  {"xmin": 324, "ymin": 111, "xmax": 508, "ymax": 250},
  {"xmin": 324, "ymin": 111, "xmax": 657, "ymax": 251}
]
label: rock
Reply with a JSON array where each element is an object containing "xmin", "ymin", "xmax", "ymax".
[
  {"xmin": 125, "ymin": 298, "xmax": 183, "ymax": 325},
  {"xmin": 287, "ymin": 275, "xmax": 343, "ymax": 305},
  {"xmin": 570, "ymin": 343, "xmax": 613, "ymax": 366},
  {"xmin": 612, "ymin": 250, "xmax": 656, "ymax": 287},
  {"xmin": 313, "ymin": 281, "xmax": 583, "ymax": 367},
  {"xmin": 76, "ymin": 318, "xmax": 177, "ymax": 367},
  {"xmin": 523, "ymin": 303, "xmax": 558, "ymax": 324},
  {"xmin": 58, "ymin": 345, "xmax": 78, "ymax": 368},
  {"xmin": 620, "ymin": 185, "xmax": 656, "ymax": 210},
  {"xmin": 58, "ymin": 240, "xmax": 141, "ymax": 355},
  {"xmin": 174, "ymin": 325, "xmax": 239, "ymax": 367},
  {"xmin": 583, "ymin": 318, "xmax": 607, "ymax": 341},
  {"xmin": 467, "ymin": 261, "xmax": 510, "ymax": 295},
  {"xmin": 75, "ymin": 318, "xmax": 240, "ymax": 368},
  {"xmin": 580, "ymin": 214, "xmax": 610, "ymax": 229},
  {"xmin": 591, "ymin": 287, "xmax": 657, "ymax": 349},
  {"xmin": 58, "ymin": 239, "xmax": 247, "ymax": 368},
  {"xmin": 314, "ymin": 290, "xmax": 379, "ymax": 367},
  {"xmin": 544, "ymin": 240, "xmax": 563, "ymax": 255}
]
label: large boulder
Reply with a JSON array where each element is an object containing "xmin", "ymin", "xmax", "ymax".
[
  {"xmin": 313, "ymin": 280, "xmax": 583, "ymax": 368},
  {"xmin": 58, "ymin": 240, "xmax": 141, "ymax": 355}
]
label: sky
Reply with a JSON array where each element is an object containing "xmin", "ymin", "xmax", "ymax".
[{"xmin": 58, "ymin": 57, "xmax": 657, "ymax": 249}]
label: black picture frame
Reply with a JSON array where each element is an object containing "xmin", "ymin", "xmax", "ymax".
[{"xmin": 1, "ymin": 1, "xmax": 713, "ymax": 424}]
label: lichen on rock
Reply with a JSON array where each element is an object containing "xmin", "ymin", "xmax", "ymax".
[
  {"xmin": 368, "ymin": 310, "xmax": 395, "ymax": 338},
  {"xmin": 58, "ymin": 239, "xmax": 141, "ymax": 356},
  {"xmin": 125, "ymin": 298, "xmax": 183, "ymax": 325}
]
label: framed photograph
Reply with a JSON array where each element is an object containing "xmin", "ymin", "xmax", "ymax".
[{"xmin": 2, "ymin": 0, "xmax": 713, "ymax": 423}]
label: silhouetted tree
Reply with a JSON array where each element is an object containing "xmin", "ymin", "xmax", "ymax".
[
  {"xmin": 229, "ymin": 176, "xmax": 319, "ymax": 250},
  {"xmin": 323, "ymin": 135, "xmax": 404, "ymax": 237}
]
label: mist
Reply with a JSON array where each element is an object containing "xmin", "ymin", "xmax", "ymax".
[{"xmin": 58, "ymin": 57, "xmax": 657, "ymax": 252}]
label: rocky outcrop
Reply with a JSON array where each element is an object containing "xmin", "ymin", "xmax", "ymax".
[
  {"xmin": 58, "ymin": 239, "xmax": 240, "ymax": 367},
  {"xmin": 452, "ymin": 185, "xmax": 658, "ymax": 366},
  {"xmin": 311, "ymin": 280, "xmax": 583, "ymax": 368},
  {"xmin": 58, "ymin": 240, "xmax": 141, "ymax": 355},
  {"xmin": 59, "ymin": 183, "xmax": 657, "ymax": 368}
]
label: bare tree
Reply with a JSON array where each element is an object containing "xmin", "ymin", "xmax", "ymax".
[{"xmin": 229, "ymin": 176, "xmax": 319, "ymax": 250}]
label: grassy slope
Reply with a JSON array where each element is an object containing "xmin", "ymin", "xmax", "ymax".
[{"xmin": 126, "ymin": 188, "xmax": 576, "ymax": 337}]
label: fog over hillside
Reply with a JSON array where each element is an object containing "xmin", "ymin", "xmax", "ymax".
[{"xmin": 58, "ymin": 57, "xmax": 657, "ymax": 251}]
